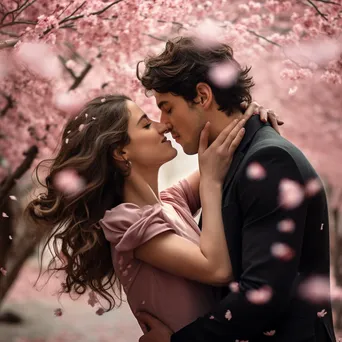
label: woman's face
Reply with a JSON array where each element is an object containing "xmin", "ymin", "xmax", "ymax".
[{"xmin": 123, "ymin": 101, "xmax": 177, "ymax": 169}]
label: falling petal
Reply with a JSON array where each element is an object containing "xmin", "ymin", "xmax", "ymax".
[
  {"xmin": 78, "ymin": 124, "xmax": 85, "ymax": 132},
  {"xmin": 85, "ymin": 113, "xmax": 88, "ymax": 118},
  {"xmin": 305, "ymin": 178, "xmax": 322, "ymax": 197},
  {"xmin": 65, "ymin": 138, "xmax": 69, "ymax": 144},
  {"xmin": 263, "ymin": 330, "xmax": 276, "ymax": 336},
  {"xmin": 317, "ymin": 309, "xmax": 327, "ymax": 318},
  {"xmin": 320, "ymin": 223, "xmax": 324, "ymax": 230},
  {"xmin": 122, "ymin": 270, "xmax": 128, "ymax": 277},
  {"xmin": 53, "ymin": 169, "xmax": 86, "ymax": 196},
  {"xmin": 9, "ymin": 195, "xmax": 17, "ymax": 201},
  {"xmin": 225, "ymin": 310, "xmax": 232, "ymax": 320},
  {"xmin": 208, "ymin": 61, "xmax": 239, "ymax": 88},
  {"xmin": 278, "ymin": 179, "xmax": 304, "ymax": 209},
  {"xmin": 246, "ymin": 286, "xmax": 273, "ymax": 305},
  {"xmin": 96, "ymin": 308, "xmax": 105, "ymax": 316},
  {"xmin": 92, "ymin": 117, "xmax": 96, "ymax": 120},
  {"xmin": 101, "ymin": 98, "xmax": 106, "ymax": 103},
  {"xmin": 298, "ymin": 275, "xmax": 332, "ymax": 304},
  {"xmin": 288, "ymin": 86, "xmax": 298, "ymax": 96},
  {"xmin": 67, "ymin": 130, "xmax": 71, "ymax": 134},
  {"xmin": 2, "ymin": 212, "xmax": 9, "ymax": 218},
  {"xmin": 9, "ymin": 235, "xmax": 12, "ymax": 240},
  {"xmin": 229, "ymin": 282, "xmax": 240, "ymax": 293},
  {"xmin": 54, "ymin": 308, "xmax": 63, "ymax": 317},
  {"xmin": 271, "ymin": 243, "xmax": 295, "ymax": 261},
  {"xmin": 246, "ymin": 162, "xmax": 266, "ymax": 180},
  {"xmin": 209, "ymin": 315, "xmax": 215, "ymax": 320},
  {"xmin": 0, "ymin": 267, "xmax": 7, "ymax": 276},
  {"xmin": 277, "ymin": 219, "xmax": 295, "ymax": 233},
  {"xmin": 141, "ymin": 300, "xmax": 145, "ymax": 305},
  {"xmin": 88, "ymin": 291, "xmax": 98, "ymax": 307},
  {"xmin": 55, "ymin": 92, "xmax": 86, "ymax": 115}
]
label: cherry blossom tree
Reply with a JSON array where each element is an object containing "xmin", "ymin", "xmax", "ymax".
[{"xmin": 0, "ymin": 0, "xmax": 341, "ymax": 327}]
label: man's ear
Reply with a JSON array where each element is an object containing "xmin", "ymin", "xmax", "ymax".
[{"xmin": 195, "ymin": 82, "xmax": 213, "ymax": 110}]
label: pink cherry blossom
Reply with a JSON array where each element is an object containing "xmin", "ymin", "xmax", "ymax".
[
  {"xmin": 16, "ymin": 42, "xmax": 62, "ymax": 79},
  {"xmin": 271, "ymin": 243, "xmax": 295, "ymax": 261},
  {"xmin": 0, "ymin": 267, "xmax": 7, "ymax": 276},
  {"xmin": 246, "ymin": 285, "xmax": 273, "ymax": 305},
  {"xmin": 277, "ymin": 219, "xmax": 295, "ymax": 233},
  {"xmin": 2, "ymin": 212, "xmax": 9, "ymax": 218},
  {"xmin": 9, "ymin": 195, "xmax": 17, "ymax": 201},
  {"xmin": 278, "ymin": 179, "xmax": 305, "ymax": 209},
  {"xmin": 225, "ymin": 309, "xmax": 232, "ymax": 320},
  {"xmin": 246, "ymin": 162, "xmax": 266, "ymax": 180},
  {"xmin": 53, "ymin": 169, "xmax": 86, "ymax": 196},
  {"xmin": 54, "ymin": 92, "xmax": 87, "ymax": 115},
  {"xmin": 209, "ymin": 315, "xmax": 215, "ymax": 319},
  {"xmin": 54, "ymin": 308, "xmax": 63, "ymax": 316},
  {"xmin": 263, "ymin": 330, "xmax": 276, "ymax": 336}
]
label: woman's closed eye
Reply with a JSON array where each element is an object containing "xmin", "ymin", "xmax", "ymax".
[{"xmin": 143, "ymin": 123, "xmax": 152, "ymax": 129}]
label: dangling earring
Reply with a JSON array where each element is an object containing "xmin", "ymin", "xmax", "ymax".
[{"xmin": 125, "ymin": 159, "xmax": 132, "ymax": 169}]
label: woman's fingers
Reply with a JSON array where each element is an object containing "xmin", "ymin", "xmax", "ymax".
[
  {"xmin": 212, "ymin": 118, "xmax": 245, "ymax": 148},
  {"xmin": 227, "ymin": 127, "xmax": 245, "ymax": 156},
  {"xmin": 244, "ymin": 101, "xmax": 260, "ymax": 117},
  {"xmin": 198, "ymin": 122, "xmax": 210, "ymax": 155}
]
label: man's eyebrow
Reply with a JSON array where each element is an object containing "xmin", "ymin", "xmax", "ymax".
[
  {"xmin": 157, "ymin": 100, "xmax": 168, "ymax": 110},
  {"xmin": 136, "ymin": 114, "xmax": 149, "ymax": 126}
]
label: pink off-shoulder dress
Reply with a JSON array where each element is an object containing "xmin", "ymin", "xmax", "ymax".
[{"xmin": 99, "ymin": 179, "xmax": 219, "ymax": 332}]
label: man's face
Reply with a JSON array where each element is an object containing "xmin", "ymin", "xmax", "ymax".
[{"xmin": 154, "ymin": 92, "xmax": 205, "ymax": 155}]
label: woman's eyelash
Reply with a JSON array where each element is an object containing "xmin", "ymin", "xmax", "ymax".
[
  {"xmin": 167, "ymin": 109, "xmax": 172, "ymax": 114},
  {"xmin": 144, "ymin": 123, "xmax": 152, "ymax": 129}
]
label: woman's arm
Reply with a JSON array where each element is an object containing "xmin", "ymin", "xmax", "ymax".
[{"xmin": 135, "ymin": 119, "xmax": 247, "ymax": 286}]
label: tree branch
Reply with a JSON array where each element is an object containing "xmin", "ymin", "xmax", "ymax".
[
  {"xmin": 0, "ymin": 93, "xmax": 14, "ymax": 117},
  {"xmin": 0, "ymin": 30, "xmax": 20, "ymax": 38},
  {"xmin": 143, "ymin": 33, "xmax": 167, "ymax": 42},
  {"xmin": 246, "ymin": 29, "xmax": 282, "ymax": 47},
  {"xmin": 0, "ymin": 145, "xmax": 38, "ymax": 205},
  {"xmin": 0, "ymin": 20, "xmax": 36, "ymax": 29},
  {"xmin": 313, "ymin": 0, "xmax": 341, "ymax": 5},
  {"xmin": 307, "ymin": 0, "xmax": 329, "ymax": 20},
  {"xmin": 58, "ymin": 55, "xmax": 77, "ymax": 79}
]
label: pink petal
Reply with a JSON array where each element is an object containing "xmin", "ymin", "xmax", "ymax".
[
  {"xmin": 271, "ymin": 243, "xmax": 295, "ymax": 261},
  {"xmin": 55, "ymin": 92, "xmax": 86, "ymax": 115},
  {"xmin": 209, "ymin": 315, "xmax": 215, "ymax": 320},
  {"xmin": 225, "ymin": 309, "xmax": 232, "ymax": 320},
  {"xmin": 320, "ymin": 223, "xmax": 324, "ymax": 230},
  {"xmin": 96, "ymin": 308, "xmax": 105, "ymax": 316},
  {"xmin": 53, "ymin": 169, "xmax": 86, "ymax": 196},
  {"xmin": 278, "ymin": 179, "xmax": 304, "ymax": 209},
  {"xmin": 288, "ymin": 86, "xmax": 298, "ymax": 96},
  {"xmin": 263, "ymin": 330, "xmax": 276, "ymax": 336},
  {"xmin": 87, "ymin": 291, "xmax": 98, "ymax": 307},
  {"xmin": 78, "ymin": 124, "xmax": 85, "ymax": 132},
  {"xmin": 246, "ymin": 162, "xmax": 267, "ymax": 180},
  {"xmin": 9, "ymin": 235, "xmax": 12, "ymax": 240},
  {"xmin": 298, "ymin": 275, "xmax": 332, "ymax": 303},
  {"xmin": 0, "ymin": 267, "xmax": 7, "ymax": 276},
  {"xmin": 229, "ymin": 282, "xmax": 240, "ymax": 293},
  {"xmin": 9, "ymin": 195, "xmax": 17, "ymax": 201},
  {"xmin": 54, "ymin": 308, "xmax": 63, "ymax": 317},
  {"xmin": 277, "ymin": 219, "xmax": 295, "ymax": 233},
  {"xmin": 2, "ymin": 212, "xmax": 9, "ymax": 218},
  {"xmin": 141, "ymin": 300, "xmax": 146, "ymax": 305},
  {"xmin": 101, "ymin": 98, "xmax": 106, "ymax": 103},
  {"xmin": 122, "ymin": 270, "xmax": 128, "ymax": 277},
  {"xmin": 317, "ymin": 309, "xmax": 327, "ymax": 318},
  {"xmin": 246, "ymin": 286, "xmax": 273, "ymax": 305},
  {"xmin": 305, "ymin": 178, "xmax": 322, "ymax": 197},
  {"xmin": 208, "ymin": 61, "xmax": 239, "ymax": 88},
  {"xmin": 16, "ymin": 42, "xmax": 62, "ymax": 79}
]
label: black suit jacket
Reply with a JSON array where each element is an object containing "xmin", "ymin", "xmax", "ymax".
[{"xmin": 171, "ymin": 116, "xmax": 336, "ymax": 342}]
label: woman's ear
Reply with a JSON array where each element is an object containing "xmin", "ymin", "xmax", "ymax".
[
  {"xmin": 112, "ymin": 148, "xmax": 127, "ymax": 163},
  {"xmin": 195, "ymin": 82, "xmax": 213, "ymax": 109}
]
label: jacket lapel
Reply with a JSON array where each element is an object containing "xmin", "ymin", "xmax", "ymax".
[{"xmin": 222, "ymin": 116, "xmax": 270, "ymax": 195}]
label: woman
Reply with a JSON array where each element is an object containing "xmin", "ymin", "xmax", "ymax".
[{"xmin": 26, "ymin": 94, "xmax": 280, "ymax": 332}]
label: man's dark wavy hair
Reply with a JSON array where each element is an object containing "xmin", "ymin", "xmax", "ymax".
[{"xmin": 137, "ymin": 36, "xmax": 255, "ymax": 116}]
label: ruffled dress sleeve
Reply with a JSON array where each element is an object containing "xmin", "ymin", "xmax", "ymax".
[
  {"xmin": 161, "ymin": 179, "xmax": 201, "ymax": 216},
  {"xmin": 99, "ymin": 203, "xmax": 177, "ymax": 259}
]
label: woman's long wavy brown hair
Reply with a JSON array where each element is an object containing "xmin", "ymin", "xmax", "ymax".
[{"xmin": 25, "ymin": 94, "xmax": 132, "ymax": 310}]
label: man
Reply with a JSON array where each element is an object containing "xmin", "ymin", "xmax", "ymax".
[{"xmin": 136, "ymin": 36, "xmax": 336, "ymax": 342}]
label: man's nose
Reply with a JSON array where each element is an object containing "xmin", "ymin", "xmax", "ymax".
[{"xmin": 156, "ymin": 122, "xmax": 171, "ymax": 134}]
